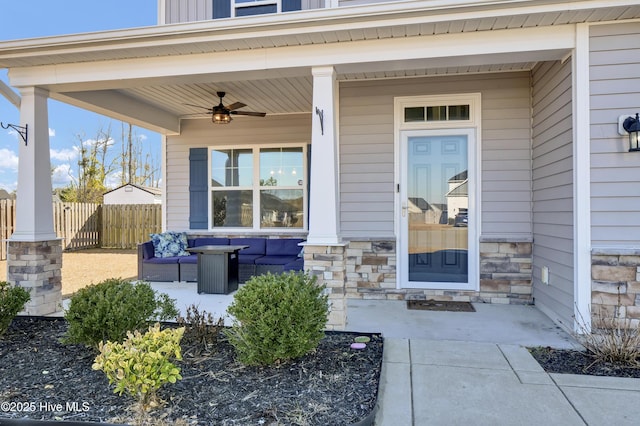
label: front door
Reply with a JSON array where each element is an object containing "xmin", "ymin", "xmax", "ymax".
[{"xmin": 399, "ymin": 129, "xmax": 476, "ymax": 290}]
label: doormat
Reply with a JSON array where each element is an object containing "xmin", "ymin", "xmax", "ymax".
[{"xmin": 407, "ymin": 299, "xmax": 476, "ymax": 312}]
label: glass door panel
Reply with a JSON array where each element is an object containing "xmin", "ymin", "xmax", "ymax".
[{"xmin": 401, "ymin": 131, "xmax": 472, "ymax": 289}]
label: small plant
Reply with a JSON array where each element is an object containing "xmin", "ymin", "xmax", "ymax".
[
  {"xmin": 0, "ymin": 282, "xmax": 31, "ymax": 337},
  {"xmin": 226, "ymin": 271, "xmax": 329, "ymax": 366},
  {"xmin": 176, "ymin": 304, "xmax": 225, "ymax": 355},
  {"xmin": 575, "ymin": 291, "xmax": 640, "ymax": 368},
  {"xmin": 92, "ymin": 323, "xmax": 185, "ymax": 413},
  {"xmin": 65, "ymin": 278, "xmax": 179, "ymax": 347}
]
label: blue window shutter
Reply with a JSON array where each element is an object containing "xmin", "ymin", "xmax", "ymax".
[
  {"xmin": 213, "ymin": 0, "xmax": 231, "ymax": 19},
  {"xmin": 282, "ymin": 0, "xmax": 301, "ymax": 12},
  {"xmin": 189, "ymin": 148, "xmax": 208, "ymax": 229}
]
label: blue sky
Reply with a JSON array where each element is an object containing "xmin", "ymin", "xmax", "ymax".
[{"xmin": 0, "ymin": 1, "xmax": 161, "ymax": 192}]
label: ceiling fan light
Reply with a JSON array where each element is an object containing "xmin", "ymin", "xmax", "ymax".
[{"xmin": 212, "ymin": 112, "xmax": 231, "ymax": 124}]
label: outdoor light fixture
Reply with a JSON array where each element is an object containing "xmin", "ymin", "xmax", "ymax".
[
  {"xmin": 212, "ymin": 110, "xmax": 231, "ymax": 124},
  {"xmin": 623, "ymin": 113, "xmax": 640, "ymax": 152}
]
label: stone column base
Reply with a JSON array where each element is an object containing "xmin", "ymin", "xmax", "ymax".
[
  {"xmin": 303, "ymin": 243, "xmax": 347, "ymax": 330},
  {"xmin": 7, "ymin": 239, "xmax": 62, "ymax": 316}
]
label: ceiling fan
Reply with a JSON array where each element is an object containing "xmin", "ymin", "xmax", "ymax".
[{"xmin": 185, "ymin": 91, "xmax": 266, "ymax": 124}]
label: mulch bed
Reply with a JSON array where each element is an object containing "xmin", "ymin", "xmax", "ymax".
[
  {"xmin": 528, "ymin": 346, "xmax": 640, "ymax": 378},
  {"xmin": 0, "ymin": 317, "xmax": 382, "ymax": 425}
]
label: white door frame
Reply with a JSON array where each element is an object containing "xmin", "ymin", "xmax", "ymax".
[{"xmin": 394, "ymin": 94, "xmax": 481, "ymax": 291}]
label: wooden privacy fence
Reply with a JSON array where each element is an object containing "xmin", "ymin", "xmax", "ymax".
[
  {"xmin": 53, "ymin": 202, "xmax": 101, "ymax": 251},
  {"xmin": 0, "ymin": 201, "xmax": 162, "ymax": 260},
  {"xmin": 101, "ymin": 204, "xmax": 162, "ymax": 249}
]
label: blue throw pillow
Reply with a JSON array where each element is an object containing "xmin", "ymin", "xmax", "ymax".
[{"xmin": 150, "ymin": 231, "xmax": 190, "ymax": 258}]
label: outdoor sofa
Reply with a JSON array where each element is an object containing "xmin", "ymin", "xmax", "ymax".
[{"xmin": 137, "ymin": 234, "xmax": 304, "ymax": 283}]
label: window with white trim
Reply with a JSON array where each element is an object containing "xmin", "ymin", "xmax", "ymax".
[{"xmin": 210, "ymin": 146, "xmax": 306, "ymax": 229}]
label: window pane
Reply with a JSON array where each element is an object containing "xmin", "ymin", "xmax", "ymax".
[
  {"xmin": 260, "ymin": 189, "xmax": 304, "ymax": 228},
  {"xmin": 426, "ymin": 106, "xmax": 447, "ymax": 121},
  {"xmin": 404, "ymin": 107, "xmax": 425, "ymax": 122},
  {"xmin": 448, "ymin": 105, "xmax": 470, "ymax": 120},
  {"xmin": 235, "ymin": 4, "xmax": 277, "ymax": 16},
  {"xmin": 259, "ymin": 148, "xmax": 304, "ymax": 187},
  {"xmin": 211, "ymin": 149, "xmax": 253, "ymax": 187},
  {"xmin": 212, "ymin": 190, "xmax": 253, "ymax": 227}
]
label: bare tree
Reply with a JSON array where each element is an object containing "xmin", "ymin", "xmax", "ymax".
[{"xmin": 119, "ymin": 122, "xmax": 159, "ymax": 187}]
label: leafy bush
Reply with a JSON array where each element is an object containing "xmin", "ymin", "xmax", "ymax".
[
  {"xmin": 0, "ymin": 282, "xmax": 30, "ymax": 337},
  {"xmin": 177, "ymin": 304, "xmax": 225, "ymax": 356},
  {"xmin": 64, "ymin": 278, "xmax": 179, "ymax": 347},
  {"xmin": 92, "ymin": 323, "xmax": 184, "ymax": 411},
  {"xmin": 226, "ymin": 271, "xmax": 329, "ymax": 366}
]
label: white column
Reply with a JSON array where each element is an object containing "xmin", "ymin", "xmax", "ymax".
[
  {"xmin": 307, "ymin": 66, "xmax": 340, "ymax": 245},
  {"xmin": 11, "ymin": 86, "xmax": 57, "ymax": 241},
  {"xmin": 573, "ymin": 24, "xmax": 591, "ymax": 333}
]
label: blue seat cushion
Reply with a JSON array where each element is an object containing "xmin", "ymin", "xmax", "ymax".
[
  {"xmin": 283, "ymin": 259, "xmax": 304, "ymax": 271},
  {"xmin": 144, "ymin": 256, "xmax": 182, "ymax": 264},
  {"xmin": 178, "ymin": 255, "xmax": 198, "ymax": 264},
  {"xmin": 193, "ymin": 237, "xmax": 229, "ymax": 247},
  {"xmin": 233, "ymin": 238, "xmax": 266, "ymax": 255},
  {"xmin": 265, "ymin": 238, "xmax": 304, "ymax": 257},
  {"xmin": 238, "ymin": 254, "xmax": 263, "ymax": 264},
  {"xmin": 255, "ymin": 255, "xmax": 298, "ymax": 265}
]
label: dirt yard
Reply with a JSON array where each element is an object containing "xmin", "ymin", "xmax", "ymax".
[{"xmin": 0, "ymin": 248, "xmax": 138, "ymax": 297}]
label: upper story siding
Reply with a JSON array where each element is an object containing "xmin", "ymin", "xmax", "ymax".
[{"xmin": 589, "ymin": 22, "xmax": 640, "ymax": 248}]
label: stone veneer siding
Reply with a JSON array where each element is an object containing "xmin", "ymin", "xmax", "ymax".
[
  {"xmin": 305, "ymin": 238, "xmax": 533, "ymax": 329},
  {"xmin": 591, "ymin": 248, "xmax": 640, "ymax": 327},
  {"xmin": 7, "ymin": 239, "xmax": 63, "ymax": 315}
]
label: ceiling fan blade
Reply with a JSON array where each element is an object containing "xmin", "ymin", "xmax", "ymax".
[
  {"xmin": 226, "ymin": 102, "xmax": 247, "ymax": 111},
  {"xmin": 231, "ymin": 111, "xmax": 266, "ymax": 117}
]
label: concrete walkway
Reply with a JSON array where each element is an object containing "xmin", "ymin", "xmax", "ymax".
[{"xmin": 345, "ymin": 299, "xmax": 640, "ymax": 426}]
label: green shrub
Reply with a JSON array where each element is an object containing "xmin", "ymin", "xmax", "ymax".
[
  {"xmin": 64, "ymin": 278, "xmax": 179, "ymax": 347},
  {"xmin": 92, "ymin": 323, "xmax": 184, "ymax": 411},
  {"xmin": 0, "ymin": 282, "xmax": 31, "ymax": 337},
  {"xmin": 226, "ymin": 271, "xmax": 329, "ymax": 366}
]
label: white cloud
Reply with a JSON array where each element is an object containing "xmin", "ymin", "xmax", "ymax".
[
  {"xmin": 105, "ymin": 171, "xmax": 123, "ymax": 189},
  {"xmin": 50, "ymin": 147, "xmax": 78, "ymax": 162},
  {"xmin": 49, "ymin": 128, "xmax": 56, "ymax": 137},
  {"xmin": 139, "ymin": 134, "xmax": 148, "ymax": 141},
  {"xmin": 51, "ymin": 164, "xmax": 75, "ymax": 187},
  {"xmin": 0, "ymin": 148, "xmax": 19, "ymax": 170},
  {"xmin": 0, "ymin": 181, "xmax": 17, "ymax": 192}
]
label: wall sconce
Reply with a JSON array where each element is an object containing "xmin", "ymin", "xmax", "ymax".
[{"xmin": 620, "ymin": 113, "xmax": 640, "ymax": 152}]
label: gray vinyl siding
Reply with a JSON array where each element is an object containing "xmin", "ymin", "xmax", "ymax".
[
  {"xmin": 531, "ymin": 59, "xmax": 574, "ymax": 330},
  {"xmin": 165, "ymin": 114, "xmax": 311, "ymax": 231},
  {"xmin": 339, "ymin": 72, "xmax": 533, "ymax": 239},
  {"xmin": 590, "ymin": 22, "xmax": 640, "ymax": 248},
  {"xmin": 164, "ymin": 0, "xmax": 212, "ymax": 24}
]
